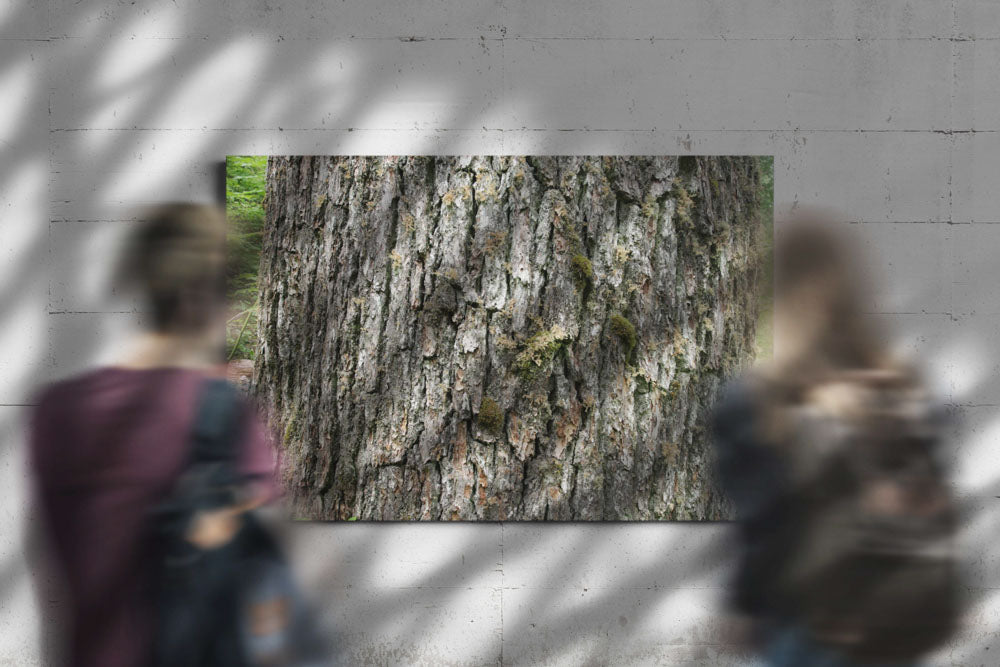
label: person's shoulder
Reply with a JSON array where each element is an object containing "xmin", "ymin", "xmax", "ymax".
[
  {"xmin": 33, "ymin": 366, "xmax": 199, "ymax": 412},
  {"xmin": 32, "ymin": 368, "xmax": 108, "ymax": 413},
  {"xmin": 29, "ymin": 369, "xmax": 118, "ymax": 455}
]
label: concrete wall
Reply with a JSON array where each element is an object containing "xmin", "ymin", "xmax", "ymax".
[{"xmin": 1, "ymin": 1, "xmax": 997, "ymax": 664}]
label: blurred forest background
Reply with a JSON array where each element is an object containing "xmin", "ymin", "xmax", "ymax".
[
  {"xmin": 226, "ymin": 154, "xmax": 267, "ymax": 360},
  {"xmin": 225, "ymin": 155, "xmax": 773, "ymax": 363}
]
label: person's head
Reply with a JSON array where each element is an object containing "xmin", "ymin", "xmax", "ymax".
[
  {"xmin": 120, "ymin": 203, "xmax": 228, "ymax": 339},
  {"xmin": 772, "ymin": 211, "xmax": 886, "ymax": 379}
]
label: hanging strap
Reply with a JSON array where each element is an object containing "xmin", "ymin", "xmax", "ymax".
[{"xmin": 189, "ymin": 377, "xmax": 242, "ymax": 467}]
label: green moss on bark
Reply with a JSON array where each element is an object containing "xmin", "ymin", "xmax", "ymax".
[
  {"xmin": 570, "ymin": 253, "xmax": 593, "ymax": 289},
  {"xmin": 282, "ymin": 405, "xmax": 301, "ymax": 451},
  {"xmin": 477, "ymin": 397, "xmax": 504, "ymax": 432},
  {"xmin": 609, "ymin": 314, "xmax": 637, "ymax": 355}
]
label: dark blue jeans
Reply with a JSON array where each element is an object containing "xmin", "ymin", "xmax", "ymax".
[{"xmin": 764, "ymin": 626, "xmax": 919, "ymax": 667}]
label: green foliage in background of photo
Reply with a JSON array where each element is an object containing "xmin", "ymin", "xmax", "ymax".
[{"xmin": 226, "ymin": 155, "xmax": 266, "ymax": 360}]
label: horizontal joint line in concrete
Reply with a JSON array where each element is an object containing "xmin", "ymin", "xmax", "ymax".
[
  {"xmin": 48, "ymin": 128, "xmax": 997, "ymax": 134},
  {"xmin": 30, "ymin": 35, "xmax": 999, "ymax": 43},
  {"xmin": 48, "ymin": 310, "xmax": 137, "ymax": 315}
]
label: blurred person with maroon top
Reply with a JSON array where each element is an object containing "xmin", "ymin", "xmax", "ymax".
[{"xmin": 30, "ymin": 204, "xmax": 278, "ymax": 667}]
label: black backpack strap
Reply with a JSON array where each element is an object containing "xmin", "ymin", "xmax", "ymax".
[
  {"xmin": 190, "ymin": 378, "xmax": 243, "ymax": 467},
  {"xmin": 151, "ymin": 379, "xmax": 250, "ymax": 667}
]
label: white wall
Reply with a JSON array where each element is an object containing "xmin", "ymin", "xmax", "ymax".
[{"xmin": 2, "ymin": 1, "xmax": 998, "ymax": 664}]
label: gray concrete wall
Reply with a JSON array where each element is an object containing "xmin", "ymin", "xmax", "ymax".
[{"xmin": 1, "ymin": 1, "xmax": 997, "ymax": 664}]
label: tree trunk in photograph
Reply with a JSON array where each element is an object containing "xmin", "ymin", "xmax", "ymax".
[{"xmin": 254, "ymin": 155, "xmax": 763, "ymax": 520}]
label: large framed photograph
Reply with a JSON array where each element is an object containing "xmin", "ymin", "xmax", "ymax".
[{"xmin": 227, "ymin": 155, "xmax": 773, "ymax": 521}]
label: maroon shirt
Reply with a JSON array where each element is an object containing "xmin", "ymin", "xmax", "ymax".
[{"xmin": 30, "ymin": 367, "xmax": 277, "ymax": 667}]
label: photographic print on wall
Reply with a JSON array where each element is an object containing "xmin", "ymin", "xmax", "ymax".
[{"xmin": 226, "ymin": 155, "xmax": 773, "ymax": 521}]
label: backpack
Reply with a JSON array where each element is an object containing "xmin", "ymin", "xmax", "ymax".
[
  {"xmin": 149, "ymin": 378, "xmax": 328, "ymax": 666},
  {"xmin": 772, "ymin": 370, "xmax": 960, "ymax": 662}
]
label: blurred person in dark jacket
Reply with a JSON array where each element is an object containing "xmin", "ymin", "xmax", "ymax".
[
  {"xmin": 713, "ymin": 213, "xmax": 960, "ymax": 666},
  {"xmin": 30, "ymin": 204, "xmax": 278, "ymax": 667}
]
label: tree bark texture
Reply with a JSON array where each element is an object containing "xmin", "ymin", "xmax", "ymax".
[{"xmin": 254, "ymin": 156, "xmax": 763, "ymax": 520}]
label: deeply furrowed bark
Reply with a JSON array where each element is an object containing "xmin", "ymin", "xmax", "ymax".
[{"xmin": 254, "ymin": 156, "xmax": 763, "ymax": 520}]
